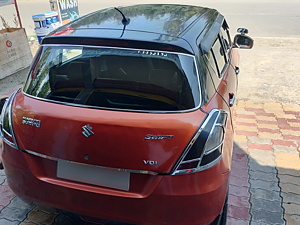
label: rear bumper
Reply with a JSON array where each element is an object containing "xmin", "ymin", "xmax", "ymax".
[{"xmin": 2, "ymin": 144, "xmax": 229, "ymax": 225}]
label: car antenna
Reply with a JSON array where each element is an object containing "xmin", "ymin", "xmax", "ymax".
[
  {"xmin": 114, "ymin": 7, "xmax": 130, "ymax": 38},
  {"xmin": 114, "ymin": 7, "xmax": 130, "ymax": 26}
]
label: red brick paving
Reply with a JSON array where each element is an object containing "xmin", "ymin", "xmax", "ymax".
[
  {"xmin": 272, "ymin": 139, "xmax": 298, "ymax": 147},
  {"xmin": 247, "ymin": 143, "xmax": 273, "ymax": 151},
  {"xmin": 0, "ymin": 185, "xmax": 16, "ymax": 207}
]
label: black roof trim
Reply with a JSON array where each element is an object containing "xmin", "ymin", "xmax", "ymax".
[{"xmin": 200, "ymin": 14, "xmax": 224, "ymax": 54}]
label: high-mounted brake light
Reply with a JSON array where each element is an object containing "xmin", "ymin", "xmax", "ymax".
[
  {"xmin": 172, "ymin": 109, "xmax": 228, "ymax": 175},
  {"xmin": 0, "ymin": 91, "xmax": 19, "ymax": 149}
]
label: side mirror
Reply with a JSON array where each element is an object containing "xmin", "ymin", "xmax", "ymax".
[
  {"xmin": 237, "ymin": 28, "xmax": 248, "ymax": 35},
  {"xmin": 234, "ymin": 28, "xmax": 254, "ymax": 49}
]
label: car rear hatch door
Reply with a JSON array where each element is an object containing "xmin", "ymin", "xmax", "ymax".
[{"xmin": 13, "ymin": 93, "xmax": 205, "ymax": 174}]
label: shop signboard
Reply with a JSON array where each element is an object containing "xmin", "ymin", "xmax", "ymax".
[
  {"xmin": 0, "ymin": 0, "xmax": 14, "ymax": 7},
  {"xmin": 57, "ymin": 0, "xmax": 79, "ymax": 24},
  {"xmin": 0, "ymin": 28, "xmax": 32, "ymax": 79}
]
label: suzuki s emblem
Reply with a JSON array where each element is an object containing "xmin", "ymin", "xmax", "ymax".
[{"xmin": 82, "ymin": 124, "xmax": 94, "ymax": 138}]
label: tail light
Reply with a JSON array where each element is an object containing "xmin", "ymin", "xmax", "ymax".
[
  {"xmin": 172, "ymin": 109, "xmax": 228, "ymax": 175},
  {"xmin": 0, "ymin": 91, "xmax": 19, "ymax": 149}
]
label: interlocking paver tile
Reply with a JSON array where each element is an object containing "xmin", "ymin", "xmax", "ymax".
[
  {"xmin": 23, "ymin": 210, "xmax": 57, "ymax": 225},
  {"xmin": 228, "ymin": 194, "xmax": 250, "ymax": 208},
  {"xmin": 279, "ymin": 183, "xmax": 300, "ymax": 195},
  {"xmin": 244, "ymin": 108, "xmax": 265, "ymax": 114},
  {"xmin": 228, "ymin": 205, "xmax": 250, "ymax": 220},
  {"xmin": 234, "ymin": 135, "xmax": 248, "ymax": 142},
  {"xmin": 227, "ymin": 217, "xmax": 249, "ymax": 225},
  {"xmin": 255, "ymin": 116, "xmax": 277, "ymax": 122},
  {"xmin": 256, "ymin": 120, "xmax": 278, "ymax": 126},
  {"xmin": 281, "ymin": 129, "xmax": 300, "ymax": 136},
  {"xmin": 250, "ymin": 221, "xmax": 272, "ymax": 225},
  {"xmin": 248, "ymin": 148, "xmax": 275, "ymax": 159},
  {"xmin": 248, "ymin": 143, "xmax": 273, "ymax": 151},
  {"xmin": 277, "ymin": 167, "xmax": 300, "ymax": 177},
  {"xmin": 249, "ymin": 157, "xmax": 276, "ymax": 167},
  {"xmin": 231, "ymin": 166, "xmax": 249, "ymax": 179},
  {"xmin": 244, "ymin": 101, "xmax": 264, "ymax": 109},
  {"xmin": 276, "ymin": 159, "xmax": 300, "ymax": 170},
  {"xmin": 281, "ymin": 192, "xmax": 300, "ymax": 204},
  {"xmin": 0, "ymin": 186, "xmax": 16, "ymax": 207},
  {"xmin": 248, "ymin": 137, "xmax": 272, "ymax": 145},
  {"xmin": 249, "ymin": 179, "xmax": 281, "ymax": 192},
  {"xmin": 288, "ymin": 122, "xmax": 300, "ymax": 127},
  {"xmin": 238, "ymin": 125, "xmax": 258, "ymax": 132},
  {"xmin": 272, "ymin": 140, "xmax": 297, "ymax": 148},
  {"xmin": 257, "ymin": 128, "xmax": 281, "ymax": 134},
  {"xmin": 236, "ymin": 114, "xmax": 256, "ymax": 119},
  {"xmin": 52, "ymin": 213, "xmax": 84, "ymax": 225},
  {"xmin": 230, "ymin": 175, "xmax": 249, "ymax": 187},
  {"xmin": 283, "ymin": 203, "xmax": 300, "ymax": 215},
  {"xmin": 249, "ymin": 170, "xmax": 278, "ymax": 182},
  {"xmin": 276, "ymin": 146, "xmax": 299, "ymax": 156},
  {"xmin": 249, "ymin": 188, "xmax": 281, "ymax": 202},
  {"xmin": 232, "ymin": 151, "xmax": 248, "ymax": 161},
  {"xmin": 251, "ymin": 209, "xmax": 285, "ymax": 224},
  {"xmin": 236, "ymin": 130, "xmax": 258, "ymax": 137},
  {"xmin": 276, "ymin": 114, "xmax": 297, "ymax": 119},
  {"xmin": 7, "ymin": 198, "xmax": 34, "ymax": 212},
  {"xmin": 0, "ymin": 206, "xmax": 31, "ymax": 222},
  {"xmin": 248, "ymin": 161, "xmax": 277, "ymax": 174},
  {"xmin": 282, "ymin": 135, "xmax": 300, "ymax": 141},
  {"xmin": 258, "ymin": 132, "xmax": 283, "ymax": 139},
  {"xmin": 236, "ymin": 121, "xmax": 257, "ymax": 127},
  {"xmin": 229, "ymin": 185, "xmax": 250, "ymax": 198},
  {"xmin": 231, "ymin": 160, "xmax": 248, "ymax": 170},
  {"xmin": 234, "ymin": 142, "xmax": 249, "ymax": 151},
  {"xmin": 236, "ymin": 118, "xmax": 257, "ymax": 124},
  {"xmin": 277, "ymin": 174, "xmax": 300, "ymax": 185},
  {"xmin": 250, "ymin": 198, "xmax": 283, "ymax": 213},
  {"xmin": 282, "ymin": 104, "xmax": 300, "ymax": 112},
  {"xmin": 284, "ymin": 214, "xmax": 300, "ymax": 225},
  {"xmin": 0, "ymin": 219, "xmax": 20, "ymax": 225}
]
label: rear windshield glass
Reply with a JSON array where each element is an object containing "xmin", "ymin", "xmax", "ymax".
[{"xmin": 24, "ymin": 45, "xmax": 200, "ymax": 111}]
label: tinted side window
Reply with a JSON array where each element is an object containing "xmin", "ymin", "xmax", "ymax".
[
  {"xmin": 204, "ymin": 51, "xmax": 220, "ymax": 99},
  {"xmin": 220, "ymin": 26, "xmax": 230, "ymax": 59},
  {"xmin": 211, "ymin": 35, "xmax": 227, "ymax": 77}
]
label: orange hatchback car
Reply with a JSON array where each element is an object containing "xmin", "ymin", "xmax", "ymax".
[{"xmin": 0, "ymin": 4, "xmax": 253, "ymax": 225}]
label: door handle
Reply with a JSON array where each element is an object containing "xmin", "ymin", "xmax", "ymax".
[
  {"xmin": 229, "ymin": 93, "xmax": 235, "ymax": 107},
  {"xmin": 235, "ymin": 67, "xmax": 240, "ymax": 75}
]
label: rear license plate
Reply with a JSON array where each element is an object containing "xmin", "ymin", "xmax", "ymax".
[{"xmin": 57, "ymin": 159, "xmax": 130, "ymax": 191}]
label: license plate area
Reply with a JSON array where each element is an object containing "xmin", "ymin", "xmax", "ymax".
[{"xmin": 57, "ymin": 159, "xmax": 130, "ymax": 191}]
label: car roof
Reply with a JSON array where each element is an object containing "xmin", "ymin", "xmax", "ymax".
[{"xmin": 43, "ymin": 4, "xmax": 224, "ymax": 55}]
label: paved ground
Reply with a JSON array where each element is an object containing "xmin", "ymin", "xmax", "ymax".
[{"xmin": 0, "ymin": 97, "xmax": 299, "ymax": 225}]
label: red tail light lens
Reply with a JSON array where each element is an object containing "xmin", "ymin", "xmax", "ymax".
[
  {"xmin": 172, "ymin": 109, "xmax": 228, "ymax": 175},
  {"xmin": 0, "ymin": 91, "xmax": 18, "ymax": 149}
]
